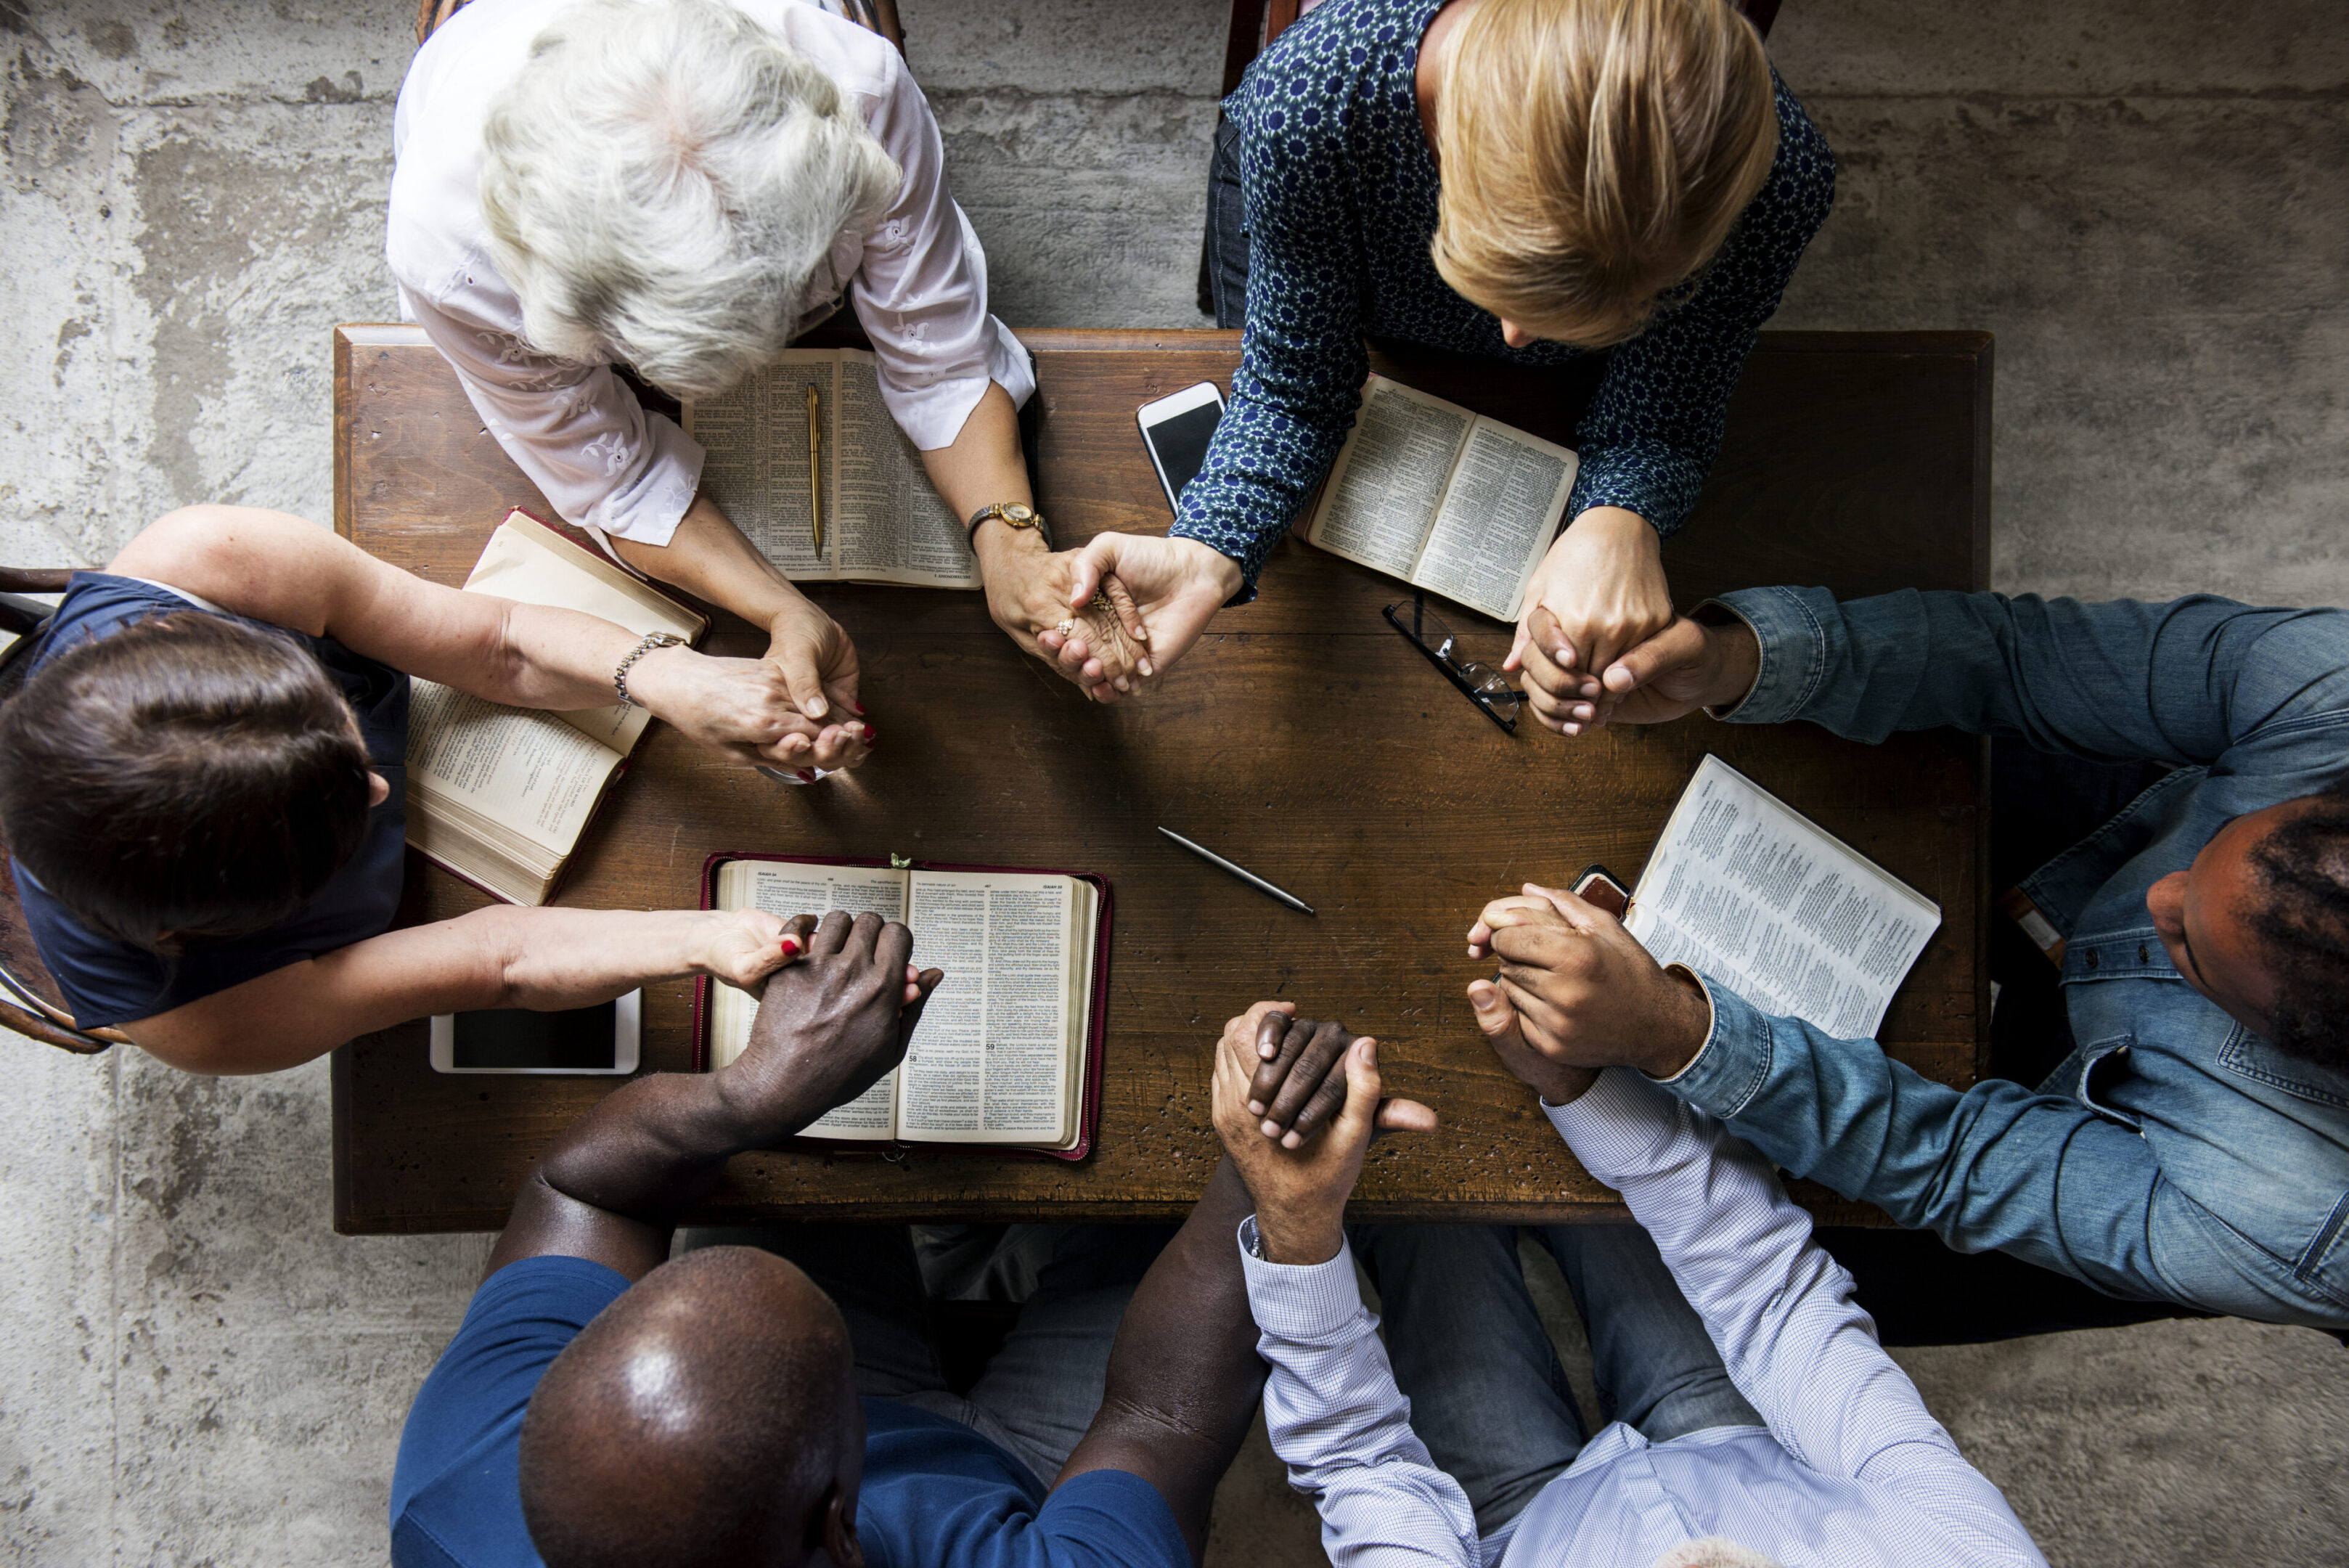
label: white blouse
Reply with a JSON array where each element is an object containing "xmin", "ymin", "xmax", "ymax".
[{"xmin": 386, "ymin": 0, "xmax": 1031, "ymax": 549}]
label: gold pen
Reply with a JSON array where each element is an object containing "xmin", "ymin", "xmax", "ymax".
[{"xmin": 805, "ymin": 384, "xmax": 825, "ymax": 557}]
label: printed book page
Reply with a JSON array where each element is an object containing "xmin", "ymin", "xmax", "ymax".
[
  {"xmin": 462, "ymin": 512, "xmax": 706, "ymax": 751},
  {"xmin": 896, "ymin": 871, "xmax": 1082, "ymax": 1146},
  {"xmin": 1625, "ymin": 755, "xmax": 1942, "ymax": 1040},
  {"xmin": 406, "ymin": 679, "xmax": 621, "ymax": 856},
  {"xmin": 833, "ymin": 351, "xmax": 979, "ymax": 588},
  {"xmin": 1309, "ymin": 377, "xmax": 1474, "ymax": 580},
  {"xmin": 710, "ymin": 860, "xmax": 910, "ymax": 1138},
  {"xmin": 687, "ymin": 351, "xmax": 837, "ymax": 579},
  {"xmin": 1410, "ymin": 420, "xmax": 1577, "ymax": 621}
]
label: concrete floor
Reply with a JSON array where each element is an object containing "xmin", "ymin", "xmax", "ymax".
[{"xmin": 2, "ymin": 1, "xmax": 2346, "ymax": 1562}]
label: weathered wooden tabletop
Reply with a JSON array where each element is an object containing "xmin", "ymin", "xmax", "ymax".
[{"xmin": 331, "ymin": 324, "xmax": 1991, "ymax": 1233}]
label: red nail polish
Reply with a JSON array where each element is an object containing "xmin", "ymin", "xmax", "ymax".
[
  {"xmin": 781, "ymin": 937, "xmax": 801, "ymax": 956},
  {"xmin": 852, "ymin": 702, "xmax": 867, "ymax": 716},
  {"xmin": 797, "ymin": 769, "xmax": 817, "ymax": 783}
]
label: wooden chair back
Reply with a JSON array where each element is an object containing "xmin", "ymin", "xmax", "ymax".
[{"xmin": 0, "ymin": 571, "xmax": 125, "ymax": 1054}]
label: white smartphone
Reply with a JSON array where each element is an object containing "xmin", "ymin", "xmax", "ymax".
[
  {"xmin": 428, "ymin": 992, "xmax": 642, "ymax": 1075},
  {"xmin": 1136, "ymin": 381, "xmax": 1226, "ymax": 514}
]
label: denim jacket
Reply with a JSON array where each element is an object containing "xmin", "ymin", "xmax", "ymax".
[{"xmin": 1662, "ymin": 587, "xmax": 2349, "ymax": 1328}]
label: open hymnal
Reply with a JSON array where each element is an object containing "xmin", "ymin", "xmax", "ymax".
[
  {"xmin": 405, "ymin": 510, "xmax": 708, "ymax": 906},
  {"xmin": 1625, "ymin": 755, "xmax": 1942, "ymax": 1040},
  {"xmin": 1305, "ymin": 374, "xmax": 1580, "ymax": 622},
  {"xmin": 700, "ymin": 856, "xmax": 1109, "ymax": 1159},
  {"xmin": 682, "ymin": 348, "xmax": 977, "ymax": 588}
]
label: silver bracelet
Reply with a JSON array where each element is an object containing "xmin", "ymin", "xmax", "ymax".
[{"xmin": 613, "ymin": 632, "xmax": 685, "ymax": 708}]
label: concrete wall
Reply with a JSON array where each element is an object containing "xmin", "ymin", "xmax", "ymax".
[{"xmin": 1, "ymin": 2, "xmax": 2345, "ymax": 1564}]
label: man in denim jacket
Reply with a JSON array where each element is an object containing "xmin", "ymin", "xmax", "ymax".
[{"xmin": 1472, "ymin": 589, "xmax": 2349, "ymax": 1329}]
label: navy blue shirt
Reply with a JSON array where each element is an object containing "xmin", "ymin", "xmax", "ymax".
[
  {"xmin": 391, "ymin": 1256, "xmax": 1191, "ymax": 1568},
  {"xmin": 1175, "ymin": 0, "xmax": 1837, "ymax": 590},
  {"xmin": 9, "ymin": 573, "xmax": 409, "ymax": 1027}
]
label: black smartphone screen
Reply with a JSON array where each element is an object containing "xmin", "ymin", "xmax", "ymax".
[
  {"xmin": 450, "ymin": 1003, "xmax": 618, "ymax": 1070},
  {"xmin": 1142, "ymin": 398, "xmax": 1224, "ymax": 511}
]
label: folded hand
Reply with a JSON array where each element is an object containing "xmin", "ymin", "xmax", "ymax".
[
  {"xmin": 1466, "ymin": 882, "xmax": 1711, "ymax": 1079},
  {"xmin": 1042, "ymin": 534, "xmax": 1243, "ymax": 703},
  {"xmin": 1507, "ymin": 507, "xmax": 1675, "ymax": 736}
]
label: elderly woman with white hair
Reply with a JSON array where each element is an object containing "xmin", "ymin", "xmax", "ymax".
[{"xmin": 391, "ymin": 0, "xmax": 1130, "ymax": 769}]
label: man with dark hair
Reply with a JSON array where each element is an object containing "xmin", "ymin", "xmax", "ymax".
[
  {"xmin": 1482, "ymin": 589, "xmax": 2349, "ymax": 1330},
  {"xmin": 389, "ymin": 909, "xmax": 1265, "ymax": 1567}
]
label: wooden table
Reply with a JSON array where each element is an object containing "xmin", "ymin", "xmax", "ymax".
[{"xmin": 331, "ymin": 325, "xmax": 1992, "ymax": 1234}]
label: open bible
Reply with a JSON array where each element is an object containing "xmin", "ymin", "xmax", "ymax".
[
  {"xmin": 682, "ymin": 348, "xmax": 978, "ymax": 588},
  {"xmin": 697, "ymin": 854, "xmax": 1111, "ymax": 1159},
  {"xmin": 405, "ymin": 510, "xmax": 708, "ymax": 906},
  {"xmin": 1624, "ymin": 756, "xmax": 1942, "ymax": 1040},
  {"xmin": 1305, "ymin": 374, "xmax": 1580, "ymax": 622}
]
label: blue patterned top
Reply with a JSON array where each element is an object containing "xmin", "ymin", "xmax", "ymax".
[{"xmin": 1173, "ymin": 0, "xmax": 1836, "ymax": 597}]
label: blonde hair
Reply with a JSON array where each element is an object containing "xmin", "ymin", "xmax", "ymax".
[{"xmin": 1431, "ymin": 0, "xmax": 1778, "ymax": 347}]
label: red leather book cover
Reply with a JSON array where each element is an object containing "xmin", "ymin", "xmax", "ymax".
[{"xmin": 691, "ymin": 852, "xmax": 1112, "ymax": 1162}]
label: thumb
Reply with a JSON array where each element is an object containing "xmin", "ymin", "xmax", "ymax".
[
  {"xmin": 1069, "ymin": 534, "xmax": 1121, "ymax": 610},
  {"xmin": 1505, "ymin": 614, "xmax": 1532, "ymax": 674},
  {"xmin": 772, "ymin": 639, "xmax": 830, "ymax": 720},
  {"xmin": 1606, "ymin": 618, "xmax": 1707, "ymax": 696},
  {"xmin": 1373, "ymin": 1096, "xmax": 1439, "ymax": 1132},
  {"xmin": 1331, "ymin": 1037, "xmax": 1386, "ymax": 1147},
  {"xmin": 1470, "ymin": 978, "xmax": 1529, "ymax": 1051}
]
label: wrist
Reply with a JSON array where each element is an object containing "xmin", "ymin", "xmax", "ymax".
[
  {"xmin": 1252, "ymin": 1206, "xmax": 1346, "ymax": 1266},
  {"xmin": 1636, "ymin": 965, "xmax": 1714, "ymax": 1079},
  {"xmin": 973, "ymin": 520, "xmax": 1050, "ymax": 574},
  {"xmin": 617, "ymin": 642, "xmax": 695, "ymax": 715},
  {"xmin": 1170, "ymin": 536, "xmax": 1245, "ymax": 600},
  {"xmin": 1691, "ymin": 605, "xmax": 1761, "ymax": 712}
]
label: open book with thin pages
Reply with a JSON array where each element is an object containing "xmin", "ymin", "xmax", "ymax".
[
  {"xmin": 695, "ymin": 854, "xmax": 1113, "ymax": 1160},
  {"xmin": 1306, "ymin": 374, "xmax": 1580, "ymax": 622},
  {"xmin": 1624, "ymin": 755, "xmax": 1942, "ymax": 1040},
  {"xmin": 405, "ymin": 510, "xmax": 708, "ymax": 907},
  {"xmin": 683, "ymin": 348, "xmax": 979, "ymax": 588}
]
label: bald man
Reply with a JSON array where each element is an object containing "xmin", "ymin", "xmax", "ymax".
[{"xmin": 390, "ymin": 910, "xmax": 1266, "ymax": 1568}]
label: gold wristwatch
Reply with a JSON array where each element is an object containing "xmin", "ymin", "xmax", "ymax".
[{"xmin": 966, "ymin": 502, "xmax": 1054, "ymax": 551}]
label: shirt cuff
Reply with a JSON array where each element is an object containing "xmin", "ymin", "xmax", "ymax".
[
  {"xmin": 1564, "ymin": 444, "xmax": 1705, "ymax": 539},
  {"xmin": 587, "ymin": 415, "xmax": 703, "ymax": 550},
  {"xmin": 1236, "ymin": 1217, "xmax": 1365, "ymax": 1339},
  {"xmin": 876, "ymin": 317, "xmax": 1035, "ymax": 452},
  {"xmin": 1707, "ymin": 586, "xmax": 1830, "ymax": 725},
  {"xmin": 1647, "ymin": 970, "xmax": 1778, "ymax": 1122}
]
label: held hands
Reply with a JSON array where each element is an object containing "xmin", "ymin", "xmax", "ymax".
[
  {"xmin": 630, "ymin": 642, "xmax": 873, "ymax": 775},
  {"xmin": 1507, "ymin": 507, "xmax": 1675, "ymax": 736},
  {"xmin": 978, "ymin": 532, "xmax": 1153, "ymax": 701},
  {"xmin": 1042, "ymin": 534, "xmax": 1244, "ymax": 703},
  {"xmin": 758, "ymin": 594, "xmax": 871, "ymax": 768},
  {"xmin": 1466, "ymin": 883, "xmax": 1712, "ymax": 1080},
  {"xmin": 1209, "ymin": 1001, "xmax": 1437, "ymax": 1265},
  {"xmin": 718, "ymin": 910, "xmax": 944, "ymax": 1138}
]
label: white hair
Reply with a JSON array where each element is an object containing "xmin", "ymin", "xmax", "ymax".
[
  {"xmin": 1646, "ymin": 1538, "xmax": 1784, "ymax": 1568},
  {"xmin": 479, "ymin": 0, "xmax": 902, "ymax": 399}
]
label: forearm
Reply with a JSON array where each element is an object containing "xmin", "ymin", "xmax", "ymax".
[
  {"xmin": 612, "ymin": 493, "xmax": 813, "ymax": 633},
  {"xmin": 1713, "ymin": 587, "xmax": 2313, "ymax": 762},
  {"xmin": 1664, "ymin": 977, "xmax": 2163, "ymax": 1294},
  {"xmin": 486, "ymin": 1069, "xmax": 762, "ymax": 1283},
  {"xmin": 1058, "ymin": 1159, "xmax": 1267, "ymax": 1559},
  {"xmin": 918, "ymin": 380, "xmax": 1030, "ymax": 524}
]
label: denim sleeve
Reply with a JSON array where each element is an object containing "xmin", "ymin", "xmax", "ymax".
[
  {"xmin": 1662, "ymin": 977, "xmax": 2177, "ymax": 1302},
  {"xmin": 1715, "ymin": 586, "xmax": 2349, "ymax": 769},
  {"xmin": 1566, "ymin": 74, "xmax": 1835, "ymax": 537},
  {"xmin": 1170, "ymin": 99, "xmax": 1372, "ymax": 597}
]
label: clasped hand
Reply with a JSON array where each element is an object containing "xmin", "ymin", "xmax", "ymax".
[
  {"xmin": 1208, "ymin": 1001, "xmax": 1437, "ymax": 1265},
  {"xmin": 625, "ymin": 605, "xmax": 872, "ymax": 775},
  {"xmin": 1465, "ymin": 882, "xmax": 1712, "ymax": 1086},
  {"xmin": 716, "ymin": 910, "xmax": 944, "ymax": 1139},
  {"xmin": 992, "ymin": 533, "xmax": 1241, "ymax": 704}
]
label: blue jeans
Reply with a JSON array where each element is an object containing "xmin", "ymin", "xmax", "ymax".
[
  {"xmin": 683, "ymin": 1223, "xmax": 1172, "ymax": 1488},
  {"xmin": 1350, "ymin": 1222, "xmax": 1764, "ymax": 1536}
]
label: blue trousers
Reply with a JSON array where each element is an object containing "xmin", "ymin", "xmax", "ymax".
[{"xmin": 1351, "ymin": 1222, "xmax": 1765, "ymax": 1536}]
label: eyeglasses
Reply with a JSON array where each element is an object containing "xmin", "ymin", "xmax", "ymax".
[{"xmin": 1384, "ymin": 596, "xmax": 1521, "ymax": 733}]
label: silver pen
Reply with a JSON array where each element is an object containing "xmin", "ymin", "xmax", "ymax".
[{"xmin": 1157, "ymin": 827, "xmax": 1315, "ymax": 916}]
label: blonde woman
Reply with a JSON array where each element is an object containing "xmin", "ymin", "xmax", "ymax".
[{"xmin": 1048, "ymin": 0, "xmax": 1832, "ymax": 730}]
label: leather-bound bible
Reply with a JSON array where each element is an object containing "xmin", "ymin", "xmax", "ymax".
[{"xmin": 695, "ymin": 854, "xmax": 1111, "ymax": 1161}]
